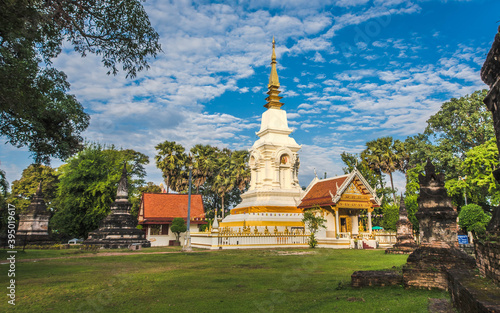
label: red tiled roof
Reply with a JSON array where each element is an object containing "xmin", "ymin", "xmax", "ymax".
[
  {"xmin": 140, "ymin": 193, "xmax": 205, "ymax": 222},
  {"xmin": 298, "ymin": 176, "xmax": 348, "ymax": 209}
]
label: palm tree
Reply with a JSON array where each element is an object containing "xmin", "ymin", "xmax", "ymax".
[
  {"xmin": 362, "ymin": 137, "xmax": 398, "ymax": 203},
  {"xmin": 154, "ymin": 141, "xmax": 187, "ymax": 193},
  {"xmin": 190, "ymin": 144, "xmax": 219, "ymax": 193},
  {"xmin": 231, "ymin": 150, "xmax": 250, "ymax": 192},
  {"xmin": 212, "ymin": 148, "xmax": 234, "ymax": 219}
]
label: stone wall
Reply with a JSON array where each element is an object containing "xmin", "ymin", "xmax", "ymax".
[
  {"xmin": 475, "ymin": 241, "xmax": 500, "ymax": 285},
  {"xmin": 351, "ymin": 270, "xmax": 403, "ymax": 288},
  {"xmin": 446, "ymin": 269, "xmax": 500, "ymax": 313}
]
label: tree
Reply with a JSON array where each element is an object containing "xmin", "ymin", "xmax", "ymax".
[
  {"xmin": 361, "ymin": 137, "xmax": 401, "ymax": 203},
  {"xmin": 1, "ymin": 0, "xmax": 161, "ymax": 164},
  {"xmin": 51, "ymin": 143, "xmax": 148, "ymax": 238},
  {"xmin": 381, "ymin": 203, "xmax": 399, "ymax": 232},
  {"xmin": 446, "ymin": 139, "xmax": 500, "ymax": 211},
  {"xmin": 424, "ymin": 89, "xmax": 493, "ymax": 180},
  {"xmin": 190, "ymin": 144, "xmax": 218, "ymax": 193},
  {"xmin": 302, "ymin": 208, "xmax": 326, "ymax": 248},
  {"xmin": 155, "ymin": 141, "xmax": 188, "ymax": 193},
  {"xmin": 458, "ymin": 204, "xmax": 491, "ymax": 237},
  {"xmin": 212, "ymin": 148, "xmax": 234, "ymax": 219},
  {"xmin": 404, "ymin": 163, "xmax": 425, "ymax": 233},
  {"xmin": 7, "ymin": 164, "xmax": 58, "ymax": 213},
  {"xmin": 170, "ymin": 217, "xmax": 187, "ymax": 244}
]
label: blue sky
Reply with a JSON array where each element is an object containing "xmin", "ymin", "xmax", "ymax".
[{"xmin": 2, "ymin": 0, "xmax": 499, "ymax": 193}]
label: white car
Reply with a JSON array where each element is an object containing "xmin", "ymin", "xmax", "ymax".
[{"xmin": 68, "ymin": 238, "xmax": 84, "ymax": 244}]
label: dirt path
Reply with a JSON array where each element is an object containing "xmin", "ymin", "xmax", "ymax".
[{"xmin": 0, "ymin": 249, "xmax": 210, "ymax": 264}]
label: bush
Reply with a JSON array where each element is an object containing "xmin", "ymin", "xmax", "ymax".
[
  {"xmin": 381, "ymin": 203, "xmax": 399, "ymax": 232},
  {"xmin": 458, "ymin": 204, "xmax": 491, "ymax": 236}
]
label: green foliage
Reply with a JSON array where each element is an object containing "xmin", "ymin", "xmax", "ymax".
[
  {"xmin": 7, "ymin": 164, "xmax": 58, "ymax": 213},
  {"xmin": 1, "ymin": 0, "xmax": 161, "ymax": 163},
  {"xmin": 155, "ymin": 141, "xmax": 188, "ymax": 193},
  {"xmin": 404, "ymin": 164, "xmax": 424, "ymax": 233},
  {"xmin": 51, "ymin": 143, "xmax": 148, "ymax": 238},
  {"xmin": 302, "ymin": 208, "xmax": 326, "ymax": 248},
  {"xmin": 155, "ymin": 141, "xmax": 250, "ymax": 219},
  {"xmin": 171, "ymin": 217, "xmax": 187, "ymax": 243},
  {"xmin": 458, "ymin": 204, "xmax": 491, "ymax": 235},
  {"xmin": 381, "ymin": 203, "xmax": 399, "ymax": 232},
  {"xmin": 446, "ymin": 139, "xmax": 500, "ymax": 209}
]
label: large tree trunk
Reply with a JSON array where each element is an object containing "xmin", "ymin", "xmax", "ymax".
[{"xmin": 221, "ymin": 195, "xmax": 225, "ymax": 219}]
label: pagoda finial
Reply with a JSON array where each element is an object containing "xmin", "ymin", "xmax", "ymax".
[
  {"xmin": 116, "ymin": 163, "xmax": 128, "ymax": 199},
  {"xmin": 35, "ymin": 181, "xmax": 43, "ymax": 197},
  {"xmin": 265, "ymin": 37, "xmax": 283, "ymax": 109}
]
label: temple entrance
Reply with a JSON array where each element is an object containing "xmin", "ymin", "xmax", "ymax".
[{"xmin": 340, "ymin": 217, "xmax": 347, "ymax": 232}]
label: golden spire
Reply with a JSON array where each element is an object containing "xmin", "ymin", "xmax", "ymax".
[{"xmin": 264, "ymin": 37, "xmax": 284, "ymax": 109}]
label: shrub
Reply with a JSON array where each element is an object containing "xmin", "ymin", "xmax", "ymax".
[{"xmin": 458, "ymin": 204, "xmax": 491, "ymax": 236}]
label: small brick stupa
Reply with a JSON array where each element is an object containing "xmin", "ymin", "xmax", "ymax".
[
  {"xmin": 403, "ymin": 160, "xmax": 474, "ymax": 290},
  {"xmin": 85, "ymin": 165, "xmax": 150, "ymax": 249},
  {"xmin": 385, "ymin": 196, "xmax": 417, "ymax": 254},
  {"xmin": 17, "ymin": 182, "xmax": 54, "ymax": 245}
]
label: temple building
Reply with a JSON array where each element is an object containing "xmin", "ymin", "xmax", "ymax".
[
  {"xmin": 138, "ymin": 193, "xmax": 206, "ymax": 246},
  {"xmin": 218, "ymin": 38, "xmax": 304, "ymax": 233},
  {"xmin": 298, "ymin": 169, "xmax": 382, "ymax": 248}
]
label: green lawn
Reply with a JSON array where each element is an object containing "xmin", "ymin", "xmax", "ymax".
[{"xmin": 0, "ymin": 248, "xmax": 449, "ymax": 312}]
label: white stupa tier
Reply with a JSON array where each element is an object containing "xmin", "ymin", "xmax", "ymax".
[{"xmin": 219, "ymin": 38, "xmax": 304, "ymax": 232}]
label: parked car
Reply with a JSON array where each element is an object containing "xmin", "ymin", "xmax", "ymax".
[{"xmin": 68, "ymin": 238, "xmax": 84, "ymax": 244}]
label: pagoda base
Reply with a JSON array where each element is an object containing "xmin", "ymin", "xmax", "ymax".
[
  {"xmin": 403, "ymin": 247, "xmax": 475, "ymax": 290},
  {"xmin": 85, "ymin": 228, "xmax": 151, "ymax": 249}
]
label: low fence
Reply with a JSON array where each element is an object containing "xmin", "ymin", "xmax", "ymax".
[{"xmin": 218, "ymin": 233, "xmax": 309, "ymax": 246}]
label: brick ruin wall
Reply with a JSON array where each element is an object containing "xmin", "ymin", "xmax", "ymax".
[{"xmin": 475, "ymin": 241, "xmax": 500, "ymax": 286}]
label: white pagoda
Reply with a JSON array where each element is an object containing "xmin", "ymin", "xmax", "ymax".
[{"xmin": 218, "ymin": 38, "xmax": 305, "ymax": 233}]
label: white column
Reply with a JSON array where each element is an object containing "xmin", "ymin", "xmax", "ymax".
[
  {"xmin": 368, "ymin": 211, "xmax": 372, "ymax": 234},
  {"xmin": 335, "ymin": 209, "xmax": 340, "ymax": 235},
  {"xmin": 352, "ymin": 215, "xmax": 359, "ymax": 235}
]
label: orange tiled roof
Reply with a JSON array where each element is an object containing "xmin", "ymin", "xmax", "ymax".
[
  {"xmin": 140, "ymin": 193, "xmax": 205, "ymax": 223},
  {"xmin": 298, "ymin": 176, "xmax": 348, "ymax": 209}
]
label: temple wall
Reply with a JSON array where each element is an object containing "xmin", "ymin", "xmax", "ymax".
[{"xmin": 475, "ymin": 241, "xmax": 500, "ymax": 285}]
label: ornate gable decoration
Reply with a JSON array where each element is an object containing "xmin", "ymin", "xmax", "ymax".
[{"xmin": 344, "ymin": 182, "xmax": 363, "ymax": 195}]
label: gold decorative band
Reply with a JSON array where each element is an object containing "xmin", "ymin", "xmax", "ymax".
[
  {"xmin": 219, "ymin": 221, "xmax": 305, "ymax": 227},
  {"xmin": 230, "ymin": 206, "xmax": 303, "ymax": 215}
]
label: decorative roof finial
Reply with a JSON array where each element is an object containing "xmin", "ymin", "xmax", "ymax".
[{"xmin": 265, "ymin": 37, "xmax": 283, "ymax": 109}]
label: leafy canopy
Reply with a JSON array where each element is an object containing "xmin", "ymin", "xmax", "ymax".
[
  {"xmin": 7, "ymin": 164, "xmax": 58, "ymax": 214},
  {"xmin": 51, "ymin": 143, "xmax": 148, "ymax": 238},
  {"xmin": 458, "ymin": 204, "xmax": 491, "ymax": 236},
  {"xmin": 0, "ymin": 0, "xmax": 161, "ymax": 163}
]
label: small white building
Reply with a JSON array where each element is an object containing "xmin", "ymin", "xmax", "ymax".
[{"xmin": 138, "ymin": 193, "xmax": 206, "ymax": 246}]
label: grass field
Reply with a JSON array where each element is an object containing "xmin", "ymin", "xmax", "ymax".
[{"xmin": 0, "ymin": 248, "xmax": 450, "ymax": 312}]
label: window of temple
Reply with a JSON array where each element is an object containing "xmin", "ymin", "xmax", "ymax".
[
  {"xmin": 150, "ymin": 225, "xmax": 161, "ymax": 235},
  {"xmin": 161, "ymin": 224, "xmax": 169, "ymax": 235}
]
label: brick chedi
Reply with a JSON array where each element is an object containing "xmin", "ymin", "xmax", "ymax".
[
  {"xmin": 85, "ymin": 165, "xmax": 151, "ymax": 249},
  {"xmin": 385, "ymin": 196, "xmax": 417, "ymax": 254},
  {"xmin": 403, "ymin": 160, "xmax": 475, "ymax": 290},
  {"xmin": 17, "ymin": 182, "xmax": 54, "ymax": 245}
]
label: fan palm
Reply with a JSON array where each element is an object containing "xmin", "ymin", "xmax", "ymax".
[{"xmin": 154, "ymin": 141, "xmax": 187, "ymax": 193}]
